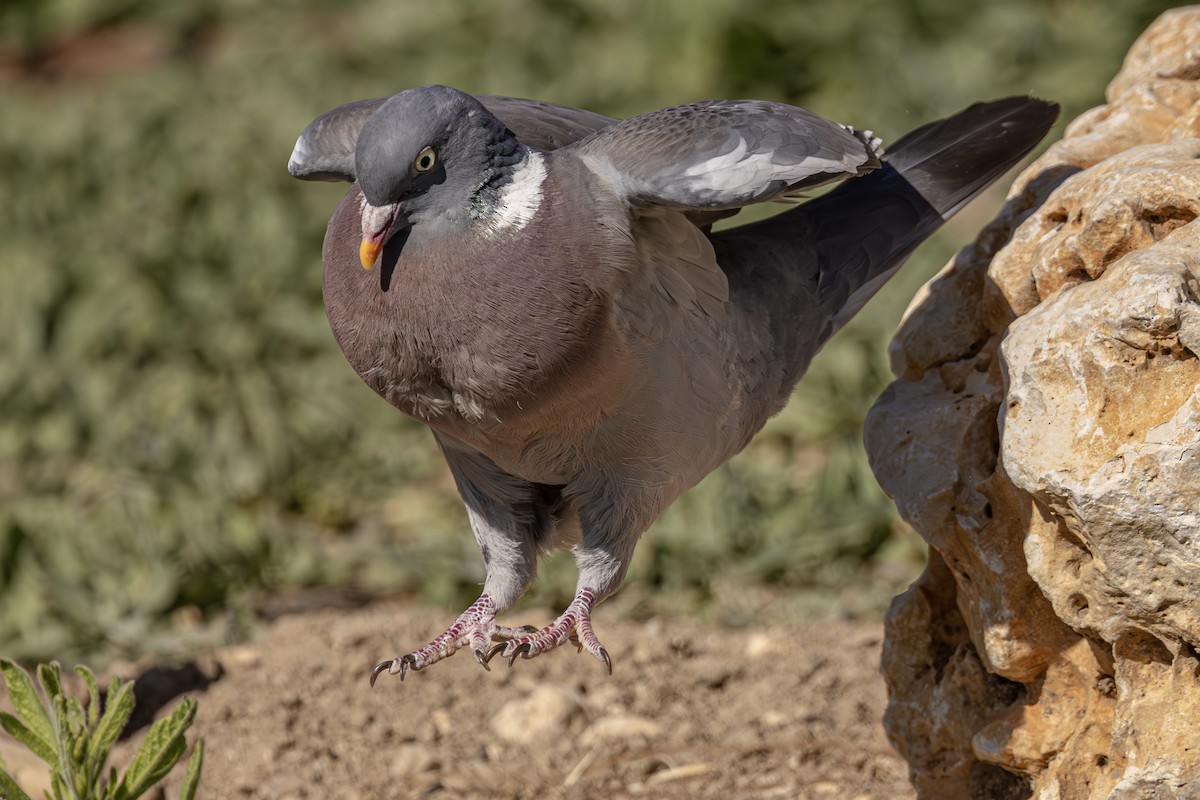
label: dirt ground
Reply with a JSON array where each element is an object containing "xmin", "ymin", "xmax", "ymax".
[{"xmin": 5, "ymin": 601, "xmax": 915, "ymax": 799}]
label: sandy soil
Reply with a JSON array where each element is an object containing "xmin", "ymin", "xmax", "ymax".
[{"xmin": 6, "ymin": 601, "xmax": 915, "ymax": 799}]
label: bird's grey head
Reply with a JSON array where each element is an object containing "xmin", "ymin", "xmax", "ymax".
[
  {"xmin": 350, "ymin": 86, "xmax": 530, "ymax": 268},
  {"xmin": 353, "ymin": 85, "xmax": 533, "ymax": 269},
  {"xmin": 357, "ymin": 86, "xmax": 497, "ymax": 205}
]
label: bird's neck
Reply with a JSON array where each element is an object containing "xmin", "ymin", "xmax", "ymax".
[{"xmin": 470, "ymin": 148, "xmax": 549, "ymax": 236}]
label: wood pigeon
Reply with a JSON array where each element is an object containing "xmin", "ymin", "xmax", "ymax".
[{"xmin": 287, "ymin": 85, "xmax": 1057, "ymax": 685}]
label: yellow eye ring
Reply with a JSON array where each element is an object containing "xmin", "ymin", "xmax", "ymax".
[{"xmin": 414, "ymin": 146, "xmax": 437, "ymax": 173}]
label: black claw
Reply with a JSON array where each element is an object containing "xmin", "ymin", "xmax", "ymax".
[
  {"xmin": 473, "ymin": 648, "xmax": 491, "ymax": 672},
  {"xmin": 483, "ymin": 642, "xmax": 508, "ymax": 666},
  {"xmin": 507, "ymin": 642, "xmax": 532, "ymax": 667},
  {"xmin": 519, "ymin": 624, "xmax": 539, "ymax": 634},
  {"xmin": 599, "ymin": 647, "xmax": 612, "ymax": 675},
  {"xmin": 369, "ymin": 660, "xmax": 394, "ymax": 687},
  {"xmin": 394, "ymin": 654, "xmax": 418, "ymax": 681}
]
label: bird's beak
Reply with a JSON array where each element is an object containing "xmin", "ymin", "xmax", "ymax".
[
  {"xmin": 359, "ymin": 238, "xmax": 383, "ymax": 270},
  {"xmin": 359, "ymin": 201, "xmax": 402, "ymax": 270}
]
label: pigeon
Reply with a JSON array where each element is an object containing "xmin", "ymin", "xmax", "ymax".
[{"xmin": 288, "ymin": 85, "xmax": 1057, "ymax": 685}]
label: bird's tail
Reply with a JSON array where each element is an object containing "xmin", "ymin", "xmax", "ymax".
[{"xmin": 725, "ymin": 96, "xmax": 1059, "ymax": 350}]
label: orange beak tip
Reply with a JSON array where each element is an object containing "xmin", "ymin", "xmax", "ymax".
[{"xmin": 359, "ymin": 239, "xmax": 382, "ymax": 270}]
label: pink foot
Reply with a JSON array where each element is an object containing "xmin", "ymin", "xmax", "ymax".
[
  {"xmin": 369, "ymin": 594, "xmax": 535, "ymax": 685},
  {"xmin": 485, "ymin": 588, "xmax": 612, "ymax": 673}
]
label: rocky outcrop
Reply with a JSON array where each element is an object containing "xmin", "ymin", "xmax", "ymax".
[{"xmin": 866, "ymin": 8, "xmax": 1200, "ymax": 799}]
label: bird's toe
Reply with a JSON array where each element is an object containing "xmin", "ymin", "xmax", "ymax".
[{"xmin": 368, "ymin": 594, "xmax": 503, "ymax": 685}]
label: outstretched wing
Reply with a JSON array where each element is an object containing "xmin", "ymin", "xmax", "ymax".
[
  {"xmin": 286, "ymin": 98, "xmax": 382, "ymax": 182},
  {"xmin": 288, "ymin": 94, "xmax": 617, "ymax": 181},
  {"xmin": 570, "ymin": 100, "xmax": 882, "ymax": 212}
]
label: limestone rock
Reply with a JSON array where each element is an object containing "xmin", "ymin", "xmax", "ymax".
[
  {"xmin": 866, "ymin": 8, "xmax": 1200, "ymax": 798},
  {"xmin": 1004, "ymin": 223, "xmax": 1200, "ymax": 653}
]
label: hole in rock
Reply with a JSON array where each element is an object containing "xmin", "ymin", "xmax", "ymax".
[
  {"xmin": 1114, "ymin": 629, "xmax": 1173, "ymax": 665},
  {"xmin": 1142, "ymin": 205, "xmax": 1198, "ymax": 239},
  {"xmin": 969, "ymin": 761, "xmax": 1031, "ymax": 800}
]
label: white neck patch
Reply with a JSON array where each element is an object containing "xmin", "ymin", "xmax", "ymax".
[{"xmin": 489, "ymin": 151, "xmax": 547, "ymax": 233}]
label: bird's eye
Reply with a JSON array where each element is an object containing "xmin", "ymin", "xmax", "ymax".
[{"xmin": 414, "ymin": 146, "xmax": 437, "ymax": 173}]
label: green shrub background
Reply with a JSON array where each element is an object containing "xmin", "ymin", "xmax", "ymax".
[{"xmin": 0, "ymin": 0, "xmax": 1177, "ymax": 664}]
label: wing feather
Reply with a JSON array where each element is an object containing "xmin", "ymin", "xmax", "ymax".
[{"xmin": 571, "ymin": 100, "xmax": 882, "ymax": 211}]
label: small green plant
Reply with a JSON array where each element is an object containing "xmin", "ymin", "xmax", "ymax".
[{"xmin": 0, "ymin": 659, "xmax": 203, "ymax": 800}]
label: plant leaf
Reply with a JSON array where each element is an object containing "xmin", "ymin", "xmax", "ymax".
[
  {"xmin": 51, "ymin": 772, "xmax": 70, "ymax": 800},
  {"xmin": 0, "ymin": 660, "xmax": 55, "ymax": 766},
  {"xmin": 88, "ymin": 679, "xmax": 134, "ymax": 780},
  {"xmin": 35, "ymin": 664, "xmax": 62, "ymax": 707},
  {"xmin": 177, "ymin": 739, "xmax": 204, "ymax": 800},
  {"xmin": 75, "ymin": 666, "xmax": 101, "ymax": 729},
  {"xmin": 118, "ymin": 737, "xmax": 185, "ymax": 800},
  {"xmin": 66, "ymin": 696, "xmax": 87, "ymax": 739},
  {"xmin": 115, "ymin": 698, "xmax": 196, "ymax": 800},
  {"xmin": 0, "ymin": 765, "xmax": 35, "ymax": 800},
  {"xmin": 0, "ymin": 711, "xmax": 58, "ymax": 767},
  {"xmin": 104, "ymin": 765, "xmax": 119, "ymax": 800},
  {"xmin": 52, "ymin": 695, "xmax": 85, "ymax": 800},
  {"xmin": 75, "ymin": 666, "xmax": 105, "ymax": 789}
]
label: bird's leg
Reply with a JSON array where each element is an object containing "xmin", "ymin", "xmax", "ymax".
[
  {"xmin": 485, "ymin": 529, "xmax": 637, "ymax": 673},
  {"xmin": 371, "ymin": 498, "xmax": 539, "ymax": 686}
]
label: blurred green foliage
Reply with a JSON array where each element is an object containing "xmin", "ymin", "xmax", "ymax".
[{"xmin": 0, "ymin": 0, "xmax": 1179, "ymax": 663}]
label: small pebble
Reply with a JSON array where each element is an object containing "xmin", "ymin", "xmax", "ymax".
[
  {"xmin": 390, "ymin": 742, "xmax": 436, "ymax": 778},
  {"xmin": 580, "ymin": 713, "xmax": 663, "ymax": 745},
  {"xmin": 489, "ymin": 684, "xmax": 580, "ymax": 744}
]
